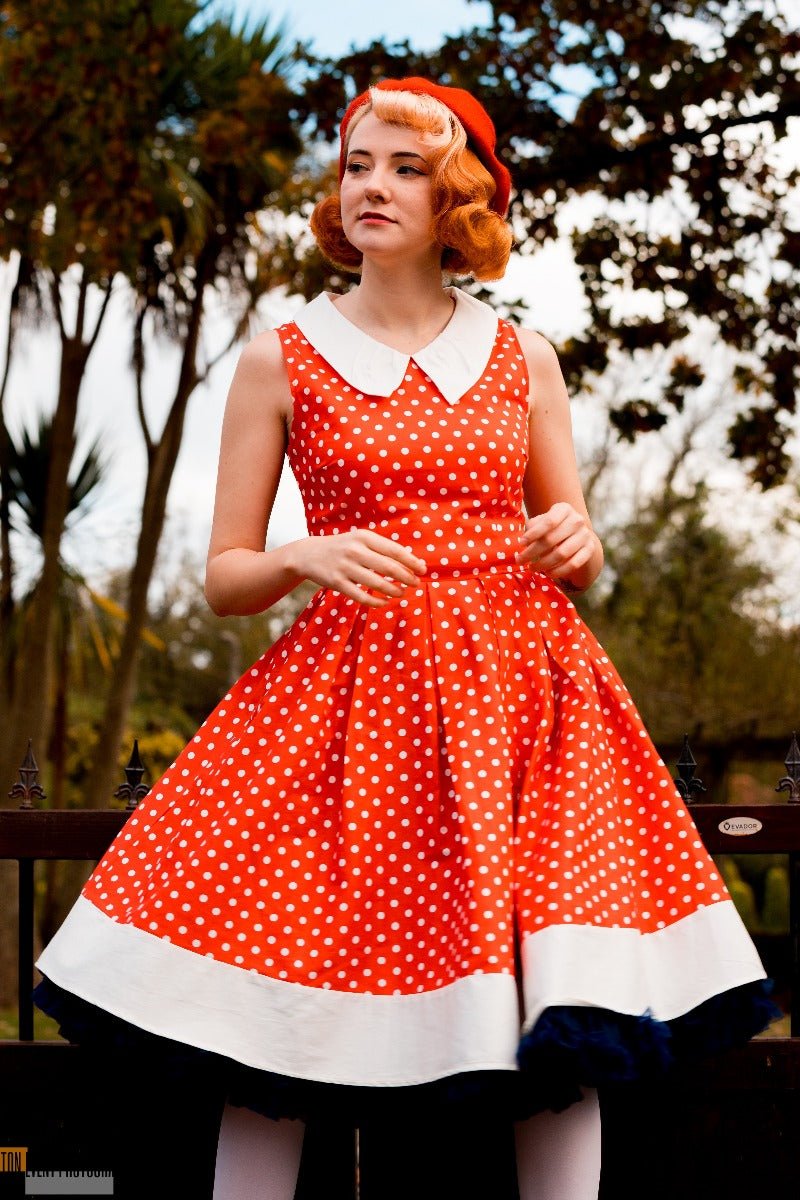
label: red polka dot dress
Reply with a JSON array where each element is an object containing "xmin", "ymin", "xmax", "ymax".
[{"xmin": 33, "ymin": 288, "xmax": 777, "ymax": 1119}]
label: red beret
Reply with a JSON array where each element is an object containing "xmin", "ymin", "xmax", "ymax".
[{"xmin": 338, "ymin": 76, "xmax": 512, "ymax": 217}]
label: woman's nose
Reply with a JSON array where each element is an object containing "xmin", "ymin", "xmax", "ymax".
[{"xmin": 364, "ymin": 170, "xmax": 390, "ymax": 200}]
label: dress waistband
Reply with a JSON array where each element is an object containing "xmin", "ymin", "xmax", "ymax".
[{"xmin": 413, "ymin": 560, "xmax": 533, "ymax": 583}]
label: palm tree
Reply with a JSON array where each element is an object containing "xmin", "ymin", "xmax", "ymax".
[
  {"xmin": 7, "ymin": 408, "xmax": 164, "ymax": 725},
  {"xmin": 8, "ymin": 412, "xmax": 104, "ymax": 544},
  {"xmin": 5, "ymin": 412, "xmax": 164, "ymax": 949},
  {"xmin": 82, "ymin": 11, "xmax": 305, "ymax": 809}
]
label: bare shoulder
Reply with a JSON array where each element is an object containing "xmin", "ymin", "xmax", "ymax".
[
  {"xmin": 235, "ymin": 328, "xmax": 290, "ymax": 388},
  {"xmin": 510, "ymin": 326, "xmax": 566, "ymax": 418},
  {"xmin": 227, "ymin": 328, "xmax": 291, "ymax": 427},
  {"xmin": 513, "ymin": 326, "xmax": 562, "ymax": 377}
]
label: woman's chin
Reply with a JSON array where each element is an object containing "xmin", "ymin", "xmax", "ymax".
[{"xmin": 355, "ymin": 241, "xmax": 443, "ymax": 273}]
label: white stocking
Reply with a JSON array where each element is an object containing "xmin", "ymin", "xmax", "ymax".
[
  {"xmin": 212, "ymin": 1100, "xmax": 305, "ymax": 1200},
  {"xmin": 514, "ymin": 1087, "xmax": 602, "ymax": 1200}
]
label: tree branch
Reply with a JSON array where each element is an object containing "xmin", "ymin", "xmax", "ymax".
[
  {"xmin": 132, "ymin": 303, "xmax": 154, "ymax": 460},
  {"xmin": 48, "ymin": 272, "xmax": 66, "ymax": 342},
  {"xmin": 85, "ymin": 274, "xmax": 116, "ymax": 356},
  {"xmin": 74, "ymin": 267, "xmax": 89, "ymax": 343}
]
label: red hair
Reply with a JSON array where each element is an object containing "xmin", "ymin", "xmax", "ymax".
[{"xmin": 310, "ymin": 88, "xmax": 512, "ymax": 281}]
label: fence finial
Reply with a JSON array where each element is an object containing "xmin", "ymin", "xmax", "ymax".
[
  {"xmin": 113, "ymin": 739, "xmax": 150, "ymax": 810},
  {"xmin": 674, "ymin": 734, "xmax": 707, "ymax": 803},
  {"xmin": 776, "ymin": 731, "xmax": 800, "ymax": 804},
  {"xmin": 8, "ymin": 739, "xmax": 47, "ymax": 809}
]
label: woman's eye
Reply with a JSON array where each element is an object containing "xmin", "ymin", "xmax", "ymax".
[
  {"xmin": 397, "ymin": 165, "xmax": 424, "ymax": 176},
  {"xmin": 345, "ymin": 162, "xmax": 367, "ymax": 174}
]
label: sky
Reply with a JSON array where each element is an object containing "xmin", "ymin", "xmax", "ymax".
[{"xmin": 229, "ymin": 0, "xmax": 493, "ymax": 57}]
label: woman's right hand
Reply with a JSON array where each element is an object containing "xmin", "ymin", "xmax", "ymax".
[{"xmin": 292, "ymin": 531, "xmax": 427, "ymax": 607}]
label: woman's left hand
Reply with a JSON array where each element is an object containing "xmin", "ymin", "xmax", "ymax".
[{"xmin": 515, "ymin": 502, "xmax": 600, "ymax": 587}]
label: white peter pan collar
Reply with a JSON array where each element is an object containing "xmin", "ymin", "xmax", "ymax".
[{"xmin": 292, "ymin": 287, "xmax": 499, "ymax": 405}]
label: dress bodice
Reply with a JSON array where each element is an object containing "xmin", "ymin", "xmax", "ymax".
[{"xmin": 277, "ymin": 290, "xmax": 532, "ymax": 580}]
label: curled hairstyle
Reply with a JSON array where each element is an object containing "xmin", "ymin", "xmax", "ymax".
[{"xmin": 310, "ymin": 88, "xmax": 513, "ymax": 281}]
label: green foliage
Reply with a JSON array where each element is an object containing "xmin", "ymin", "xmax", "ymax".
[
  {"xmin": 717, "ymin": 857, "xmax": 741, "ymax": 890},
  {"xmin": 0, "ymin": 1004, "xmax": 63, "ymax": 1042},
  {"xmin": 132, "ymin": 726, "xmax": 190, "ymax": 787},
  {"xmin": 117, "ymin": 7, "xmax": 306, "ymax": 351},
  {"xmin": 0, "ymin": 1, "xmax": 305, "ymax": 293},
  {"xmin": 727, "ymin": 876, "xmax": 758, "ymax": 932},
  {"xmin": 761, "ymin": 865, "xmax": 790, "ymax": 935},
  {"xmin": 7, "ymin": 411, "xmax": 106, "ymax": 542},
  {"xmin": 715, "ymin": 854, "xmax": 789, "ymax": 936},
  {"xmin": 61, "ymin": 718, "xmax": 101, "ymax": 801},
  {"xmin": 0, "ymin": 0, "xmax": 203, "ymax": 276},
  {"xmin": 575, "ymin": 481, "xmax": 800, "ymax": 746},
  {"xmin": 4, "ymin": 408, "xmax": 165, "ymax": 761},
  {"xmin": 60, "ymin": 714, "xmax": 191, "ymax": 806},
  {"xmin": 731, "ymin": 853, "xmax": 788, "ymax": 889}
]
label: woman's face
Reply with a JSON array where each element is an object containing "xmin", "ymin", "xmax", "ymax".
[{"xmin": 340, "ymin": 111, "xmax": 440, "ymax": 268}]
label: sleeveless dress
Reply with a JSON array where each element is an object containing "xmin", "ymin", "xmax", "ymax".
[{"xmin": 33, "ymin": 287, "xmax": 778, "ymax": 1122}]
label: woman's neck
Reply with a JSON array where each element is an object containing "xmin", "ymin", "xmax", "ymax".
[{"xmin": 334, "ymin": 259, "xmax": 456, "ymax": 354}]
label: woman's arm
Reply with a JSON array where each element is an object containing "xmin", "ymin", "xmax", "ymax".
[
  {"xmin": 206, "ymin": 328, "xmax": 430, "ymax": 614},
  {"xmin": 204, "ymin": 330, "xmax": 307, "ymax": 617},
  {"xmin": 514, "ymin": 327, "xmax": 604, "ymax": 593}
]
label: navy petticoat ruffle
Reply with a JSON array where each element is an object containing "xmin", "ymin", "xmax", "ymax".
[
  {"xmin": 517, "ymin": 978, "xmax": 781, "ymax": 1111},
  {"xmin": 32, "ymin": 974, "xmax": 780, "ymax": 1124}
]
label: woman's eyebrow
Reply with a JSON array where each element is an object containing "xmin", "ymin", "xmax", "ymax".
[{"xmin": 347, "ymin": 149, "xmax": 427, "ymax": 162}]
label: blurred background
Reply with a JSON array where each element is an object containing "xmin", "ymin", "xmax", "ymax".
[{"xmin": 0, "ymin": 0, "xmax": 799, "ymax": 1020}]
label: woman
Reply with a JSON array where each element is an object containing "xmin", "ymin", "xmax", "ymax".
[{"xmin": 34, "ymin": 77, "xmax": 777, "ymax": 1200}]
